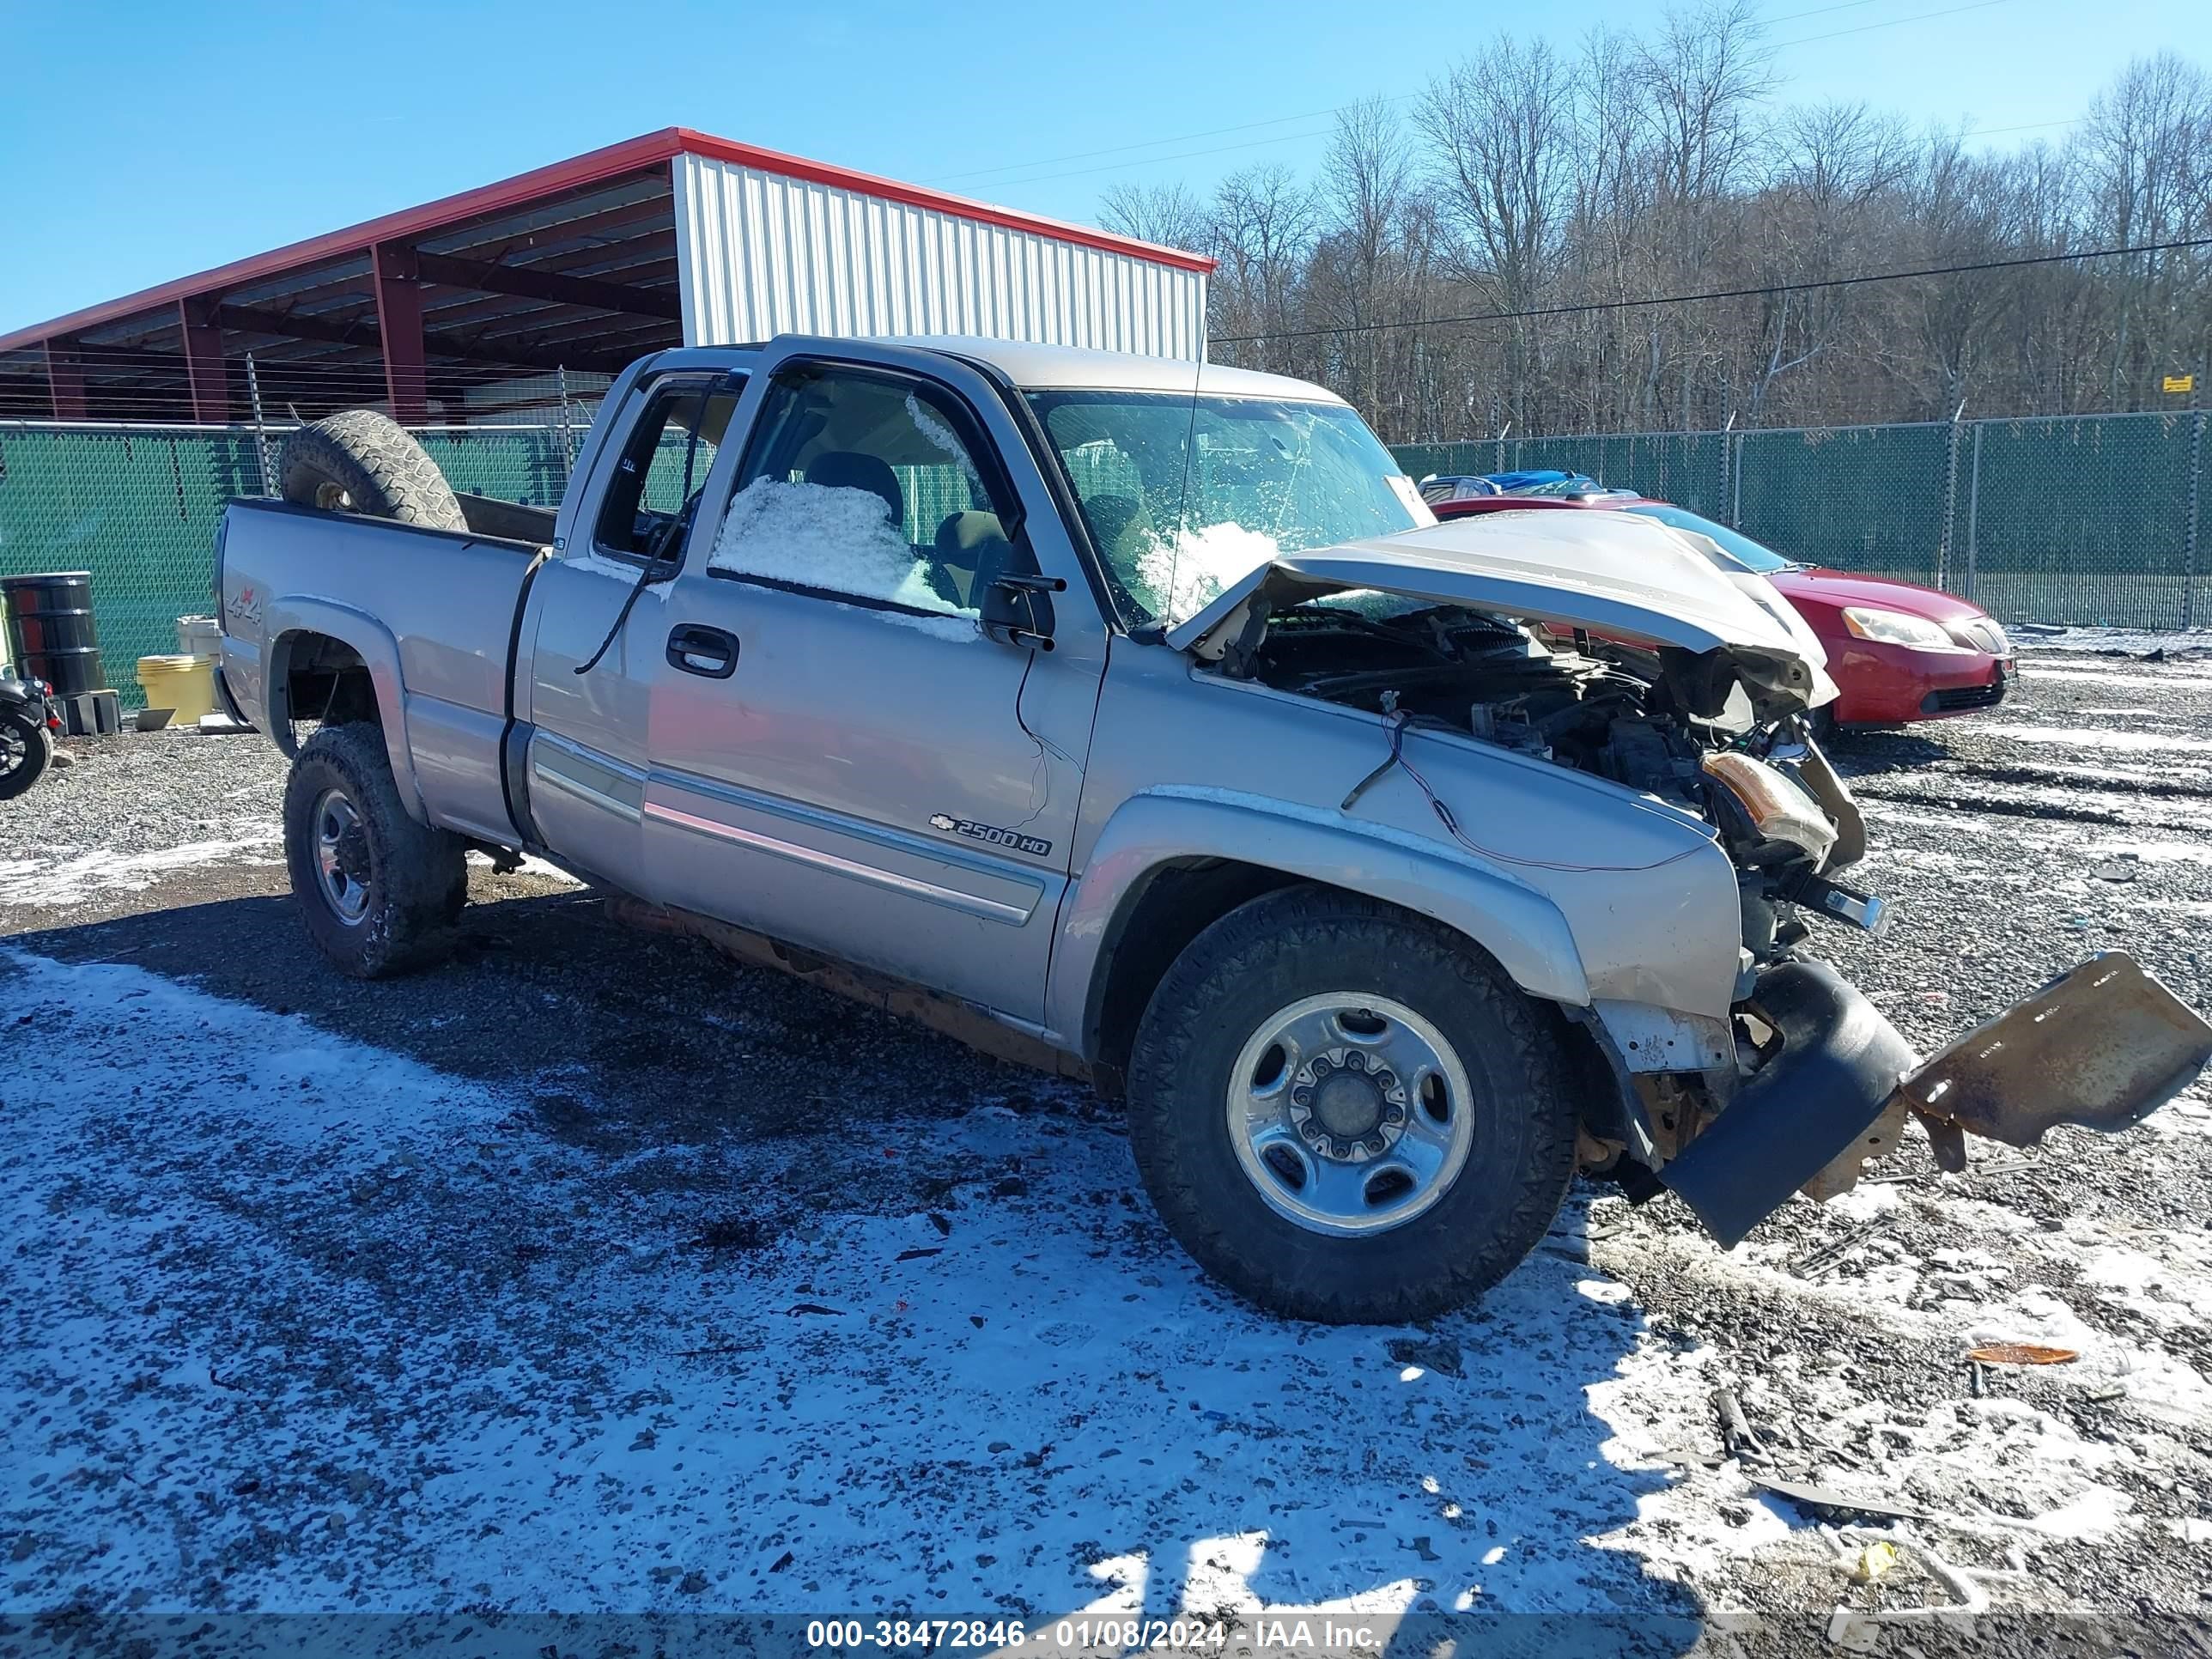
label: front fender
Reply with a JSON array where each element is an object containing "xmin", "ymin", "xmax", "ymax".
[
  {"xmin": 1048, "ymin": 787, "xmax": 1592, "ymax": 1061},
  {"xmin": 266, "ymin": 599, "xmax": 426, "ymax": 823}
]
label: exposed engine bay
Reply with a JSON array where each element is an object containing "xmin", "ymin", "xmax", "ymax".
[
  {"xmin": 1227, "ymin": 602, "xmax": 1706, "ymax": 799},
  {"xmin": 1210, "ymin": 598, "xmax": 1887, "ymax": 969}
]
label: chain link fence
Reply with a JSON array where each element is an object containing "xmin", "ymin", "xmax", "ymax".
[
  {"xmin": 1396, "ymin": 408, "xmax": 2209, "ymax": 632},
  {"xmin": 1, "ymin": 405, "xmax": 2204, "ymax": 710},
  {"xmin": 0, "ymin": 420, "xmax": 583, "ymax": 709}
]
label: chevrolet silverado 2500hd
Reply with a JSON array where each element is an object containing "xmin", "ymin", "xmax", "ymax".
[{"xmin": 215, "ymin": 335, "xmax": 2212, "ymax": 1323}]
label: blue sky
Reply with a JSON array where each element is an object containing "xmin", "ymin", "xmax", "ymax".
[{"xmin": 1, "ymin": 0, "xmax": 2201, "ymax": 334}]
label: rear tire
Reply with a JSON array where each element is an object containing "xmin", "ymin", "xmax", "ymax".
[
  {"xmin": 279, "ymin": 410, "xmax": 466, "ymax": 532},
  {"xmin": 283, "ymin": 724, "xmax": 466, "ymax": 977},
  {"xmin": 1126, "ymin": 885, "xmax": 1579, "ymax": 1324},
  {"xmin": 0, "ymin": 710, "xmax": 53, "ymax": 800}
]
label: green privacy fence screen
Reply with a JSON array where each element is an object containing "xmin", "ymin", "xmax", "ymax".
[
  {"xmin": 0, "ymin": 423, "xmax": 577, "ymax": 710},
  {"xmin": 1395, "ymin": 409, "xmax": 2209, "ymax": 633},
  {"xmin": 0, "ymin": 409, "xmax": 2203, "ymax": 710}
]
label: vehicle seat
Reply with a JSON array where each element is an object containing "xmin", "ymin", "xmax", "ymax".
[
  {"xmin": 934, "ymin": 511, "xmax": 1012, "ymax": 609},
  {"xmin": 805, "ymin": 452, "xmax": 905, "ymax": 529}
]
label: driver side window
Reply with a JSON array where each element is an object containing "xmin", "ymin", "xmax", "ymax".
[
  {"xmin": 588, "ymin": 377, "xmax": 740, "ymax": 565},
  {"xmin": 708, "ymin": 365, "xmax": 1014, "ymax": 619}
]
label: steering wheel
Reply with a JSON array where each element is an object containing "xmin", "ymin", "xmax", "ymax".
[{"xmin": 641, "ymin": 487, "xmax": 708, "ymax": 566}]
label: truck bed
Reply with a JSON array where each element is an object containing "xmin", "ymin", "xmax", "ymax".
[{"xmin": 216, "ymin": 496, "xmax": 550, "ymax": 844}]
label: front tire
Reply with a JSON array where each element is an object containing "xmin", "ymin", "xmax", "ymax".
[
  {"xmin": 0, "ymin": 709, "xmax": 54, "ymax": 800},
  {"xmin": 1127, "ymin": 886, "xmax": 1579, "ymax": 1324},
  {"xmin": 283, "ymin": 724, "xmax": 465, "ymax": 977}
]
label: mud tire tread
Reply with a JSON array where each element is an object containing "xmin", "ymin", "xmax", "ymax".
[
  {"xmin": 279, "ymin": 410, "xmax": 467, "ymax": 532},
  {"xmin": 283, "ymin": 723, "xmax": 466, "ymax": 978}
]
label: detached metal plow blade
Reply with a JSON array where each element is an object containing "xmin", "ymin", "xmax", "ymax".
[{"xmin": 1898, "ymin": 953, "xmax": 2212, "ymax": 1150}]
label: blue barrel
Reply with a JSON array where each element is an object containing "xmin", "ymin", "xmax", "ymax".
[{"xmin": 3, "ymin": 571, "xmax": 105, "ymax": 697}]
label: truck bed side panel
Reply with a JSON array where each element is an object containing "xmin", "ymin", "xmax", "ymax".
[{"xmin": 217, "ymin": 500, "xmax": 540, "ymax": 843}]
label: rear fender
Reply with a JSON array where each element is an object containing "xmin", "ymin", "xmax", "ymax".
[
  {"xmin": 266, "ymin": 599, "xmax": 425, "ymax": 823},
  {"xmin": 1050, "ymin": 787, "xmax": 1592, "ymax": 1061}
]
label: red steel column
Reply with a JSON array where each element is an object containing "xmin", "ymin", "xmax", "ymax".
[
  {"xmin": 179, "ymin": 297, "xmax": 230, "ymax": 422},
  {"xmin": 45, "ymin": 339, "xmax": 88, "ymax": 418},
  {"xmin": 372, "ymin": 241, "xmax": 428, "ymax": 423}
]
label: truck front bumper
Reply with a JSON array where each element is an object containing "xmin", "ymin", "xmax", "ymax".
[{"xmin": 1656, "ymin": 953, "xmax": 2212, "ymax": 1247}]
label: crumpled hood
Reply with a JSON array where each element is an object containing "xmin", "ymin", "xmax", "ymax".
[{"xmin": 1168, "ymin": 507, "xmax": 1838, "ymax": 713}]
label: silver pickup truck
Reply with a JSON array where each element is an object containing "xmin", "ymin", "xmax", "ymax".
[{"xmin": 215, "ymin": 334, "xmax": 2212, "ymax": 1323}]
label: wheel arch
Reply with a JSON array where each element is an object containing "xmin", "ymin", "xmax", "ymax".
[
  {"xmin": 1054, "ymin": 791, "xmax": 1593, "ymax": 1093},
  {"xmin": 265, "ymin": 599, "xmax": 425, "ymax": 822}
]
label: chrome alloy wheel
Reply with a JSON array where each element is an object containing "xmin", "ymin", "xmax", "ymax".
[
  {"xmin": 312, "ymin": 786, "xmax": 373, "ymax": 926},
  {"xmin": 1225, "ymin": 993, "xmax": 1476, "ymax": 1237}
]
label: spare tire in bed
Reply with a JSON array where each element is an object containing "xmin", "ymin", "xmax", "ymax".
[{"xmin": 279, "ymin": 410, "xmax": 467, "ymax": 532}]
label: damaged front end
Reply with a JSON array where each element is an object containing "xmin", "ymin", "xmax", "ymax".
[
  {"xmin": 1584, "ymin": 708, "xmax": 2211, "ymax": 1243},
  {"xmin": 1665, "ymin": 952, "xmax": 2212, "ymax": 1245},
  {"xmin": 1176, "ymin": 513, "xmax": 2212, "ymax": 1245}
]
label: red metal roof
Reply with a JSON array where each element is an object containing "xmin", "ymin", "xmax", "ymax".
[{"xmin": 0, "ymin": 127, "xmax": 1213, "ymax": 357}]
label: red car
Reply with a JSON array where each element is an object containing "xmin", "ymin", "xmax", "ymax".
[{"xmin": 1428, "ymin": 491, "xmax": 2014, "ymax": 730}]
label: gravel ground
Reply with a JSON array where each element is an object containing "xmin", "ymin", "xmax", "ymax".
[{"xmin": 3, "ymin": 643, "xmax": 2212, "ymax": 1654}]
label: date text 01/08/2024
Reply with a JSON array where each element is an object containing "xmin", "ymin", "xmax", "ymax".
[{"xmin": 805, "ymin": 1618, "xmax": 1381, "ymax": 1650}]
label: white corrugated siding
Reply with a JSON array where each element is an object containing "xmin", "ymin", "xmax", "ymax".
[{"xmin": 671, "ymin": 154, "xmax": 1206, "ymax": 360}]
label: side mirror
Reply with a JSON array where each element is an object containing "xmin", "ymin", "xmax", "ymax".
[{"xmin": 979, "ymin": 544, "xmax": 1064, "ymax": 652}]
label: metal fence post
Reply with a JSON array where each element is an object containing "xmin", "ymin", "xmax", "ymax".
[
  {"xmin": 1720, "ymin": 414, "xmax": 1734, "ymax": 523},
  {"xmin": 556, "ymin": 367, "xmax": 575, "ymax": 477},
  {"xmin": 1936, "ymin": 401, "xmax": 1966, "ymax": 591},
  {"xmin": 1496, "ymin": 422, "xmax": 1510, "ymax": 475},
  {"xmin": 1730, "ymin": 430, "xmax": 1743, "ymax": 529},
  {"xmin": 245, "ymin": 353, "xmax": 275, "ymax": 496},
  {"xmin": 1965, "ymin": 421, "xmax": 1983, "ymax": 605},
  {"xmin": 2186, "ymin": 405, "xmax": 2204, "ymax": 631}
]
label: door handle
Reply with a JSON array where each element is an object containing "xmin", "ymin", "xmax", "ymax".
[{"xmin": 666, "ymin": 623, "xmax": 738, "ymax": 679}]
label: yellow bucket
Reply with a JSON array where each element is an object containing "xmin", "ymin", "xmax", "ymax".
[{"xmin": 137, "ymin": 654, "xmax": 218, "ymax": 725}]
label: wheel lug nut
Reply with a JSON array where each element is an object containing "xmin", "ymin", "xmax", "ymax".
[
  {"xmin": 1291, "ymin": 1087, "xmax": 1311, "ymax": 1106},
  {"xmin": 1344, "ymin": 1051, "xmax": 1365, "ymax": 1071},
  {"xmin": 1384, "ymin": 1104, "xmax": 1404, "ymax": 1124}
]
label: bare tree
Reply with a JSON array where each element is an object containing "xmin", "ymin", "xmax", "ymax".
[
  {"xmin": 1419, "ymin": 34, "xmax": 1574, "ymax": 429},
  {"xmin": 1209, "ymin": 164, "xmax": 1317, "ymax": 373},
  {"xmin": 1097, "ymin": 181, "xmax": 1214, "ymax": 255},
  {"xmin": 1094, "ymin": 36, "xmax": 2212, "ymax": 436},
  {"xmin": 2081, "ymin": 52, "xmax": 2212, "ymax": 401}
]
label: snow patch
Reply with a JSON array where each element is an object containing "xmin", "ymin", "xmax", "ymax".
[
  {"xmin": 2015, "ymin": 664, "xmax": 2212, "ymax": 690},
  {"xmin": 0, "ymin": 833, "xmax": 281, "ymax": 911},
  {"xmin": 0, "ymin": 948, "xmax": 1728, "ymax": 1617},
  {"xmin": 562, "ymin": 550, "xmax": 650, "ymax": 581},
  {"xmin": 1966, "ymin": 1289, "xmax": 2212, "ymax": 1423},
  {"xmin": 905, "ymin": 392, "xmax": 981, "ymax": 484},
  {"xmin": 1984, "ymin": 724, "xmax": 2212, "ymax": 755},
  {"xmin": 710, "ymin": 477, "xmax": 969, "ymax": 618},
  {"xmin": 1133, "ymin": 521, "xmax": 1282, "ymax": 623},
  {"xmin": 2009, "ymin": 627, "xmax": 2212, "ymax": 656},
  {"xmin": 465, "ymin": 850, "xmax": 585, "ymax": 886},
  {"xmin": 2085, "ymin": 836, "xmax": 2212, "ymax": 867}
]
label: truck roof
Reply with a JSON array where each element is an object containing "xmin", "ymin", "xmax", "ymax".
[
  {"xmin": 637, "ymin": 337, "xmax": 1344, "ymax": 404},
  {"xmin": 894, "ymin": 337, "xmax": 1347, "ymax": 403}
]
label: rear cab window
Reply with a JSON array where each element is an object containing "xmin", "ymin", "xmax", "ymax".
[{"xmin": 586, "ymin": 376, "xmax": 743, "ymax": 567}]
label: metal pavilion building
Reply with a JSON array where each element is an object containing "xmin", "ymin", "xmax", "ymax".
[{"xmin": 0, "ymin": 128, "xmax": 1212, "ymax": 425}]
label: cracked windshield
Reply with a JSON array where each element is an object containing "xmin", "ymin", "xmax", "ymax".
[{"xmin": 1028, "ymin": 392, "xmax": 1434, "ymax": 627}]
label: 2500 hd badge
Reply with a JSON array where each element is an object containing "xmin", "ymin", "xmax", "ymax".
[{"xmin": 928, "ymin": 813, "xmax": 1052, "ymax": 859}]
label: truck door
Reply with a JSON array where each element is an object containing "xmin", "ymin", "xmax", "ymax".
[
  {"xmin": 635, "ymin": 347, "xmax": 1106, "ymax": 1023},
  {"xmin": 520, "ymin": 372, "xmax": 740, "ymax": 894}
]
